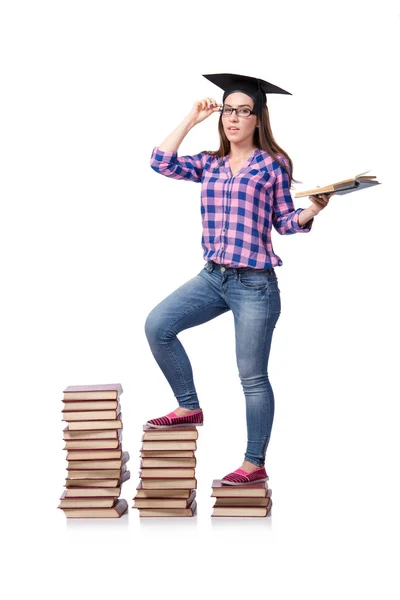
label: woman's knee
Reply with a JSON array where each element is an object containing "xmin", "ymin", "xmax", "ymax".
[{"xmin": 144, "ymin": 307, "xmax": 169, "ymax": 345}]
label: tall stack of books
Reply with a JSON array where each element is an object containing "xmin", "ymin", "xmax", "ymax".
[
  {"xmin": 58, "ymin": 383, "xmax": 130, "ymax": 518},
  {"xmin": 132, "ymin": 425, "xmax": 198, "ymax": 517},
  {"xmin": 211, "ymin": 480, "xmax": 272, "ymax": 517}
]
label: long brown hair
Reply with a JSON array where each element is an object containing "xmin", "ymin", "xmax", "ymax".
[{"xmin": 201, "ymin": 105, "xmax": 301, "ymax": 186}]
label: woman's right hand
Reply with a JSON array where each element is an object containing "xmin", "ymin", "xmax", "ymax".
[{"xmin": 188, "ymin": 97, "xmax": 222, "ymax": 125}]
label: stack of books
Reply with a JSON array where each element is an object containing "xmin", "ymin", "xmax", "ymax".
[
  {"xmin": 211, "ymin": 480, "xmax": 272, "ymax": 517},
  {"xmin": 132, "ymin": 425, "xmax": 199, "ymax": 517},
  {"xmin": 58, "ymin": 383, "xmax": 130, "ymax": 518}
]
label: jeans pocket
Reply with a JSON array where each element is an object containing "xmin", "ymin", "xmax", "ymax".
[{"xmin": 237, "ymin": 269, "xmax": 271, "ymax": 290}]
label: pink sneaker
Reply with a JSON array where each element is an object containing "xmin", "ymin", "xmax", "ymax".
[
  {"xmin": 221, "ymin": 466, "xmax": 268, "ymax": 485},
  {"xmin": 146, "ymin": 408, "xmax": 204, "ymax": 428}
]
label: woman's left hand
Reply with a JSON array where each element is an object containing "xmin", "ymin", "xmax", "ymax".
[{"xmin": 308, "ymin": 190, "xmax": 336, "ymax": 216}]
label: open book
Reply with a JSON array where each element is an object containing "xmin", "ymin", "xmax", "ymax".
[{"xmin": 294, "ymin": 170, "xmax": 381, "ymax": 197}]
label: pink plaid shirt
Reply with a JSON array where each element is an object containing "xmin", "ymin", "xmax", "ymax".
[{"xmin": 150, "ymin": 146, "xmax": 314, "ymax": 269}]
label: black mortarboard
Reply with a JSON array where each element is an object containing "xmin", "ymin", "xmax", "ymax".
[{"xmin": 202, "ymin": 72, "xmax": 292, "ymax": 115}]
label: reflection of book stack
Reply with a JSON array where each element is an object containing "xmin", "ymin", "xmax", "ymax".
[
  {"xmin": 132, "ymin": 425, "xmax": 198, "ymax": 517},
  {"xmin": 58, "ymin": 383, "xmax": 129, "ymax": 518},
  {"xmin": 211, "ymin": 480, "xmax": 272, "ymax": 517}
]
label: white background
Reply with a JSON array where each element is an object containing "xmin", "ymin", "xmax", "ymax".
[{"xmin": 1, "ymin": 0, "xmax": 399, "ymax": 598}]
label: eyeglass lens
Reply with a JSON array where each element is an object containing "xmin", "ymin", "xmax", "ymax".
[{"xmin": 221, "ymin": 107, "xmax": 251, "ymax": 117}]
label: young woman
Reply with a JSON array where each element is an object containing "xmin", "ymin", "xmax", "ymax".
[{"xmin": 144, "ymin": 73, "xmax": 334, "ymax": 486}]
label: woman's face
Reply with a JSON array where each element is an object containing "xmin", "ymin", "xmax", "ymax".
[{"xmin": 221, "ymin": 92, "xmax": 258, "ymax": 145}]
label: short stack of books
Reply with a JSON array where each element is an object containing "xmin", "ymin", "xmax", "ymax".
[
  {"xmin": 211, "ymin": 480, "xmax": 272, "ymax": 517},
  {"xmin": 132, "ymin": 425, "xmax": 198, "ymax": 517},
  {"xmin": 58, "ymin": 383, "xmax": 130, "ymax": 518}
]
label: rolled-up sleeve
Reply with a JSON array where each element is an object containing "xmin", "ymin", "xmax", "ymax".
[
  {"xmin": 272, "ymin": 157, "xmax": 314, "ymax": 234},
  {"xmin": 150, "ymin": 146, "xmax": 207, "ymax": 183}
]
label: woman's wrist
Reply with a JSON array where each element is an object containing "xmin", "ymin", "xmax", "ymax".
[
  {"xmin": 182, "ymin": 113, "xmax": 198, "ymax": 129},
  {"xmin": 308, "ymin": 205, "xmax": 320, "ymax": 217},
  {"xmin": 298, "ymin": 206, "xmax": 318, "ymax": 226}
]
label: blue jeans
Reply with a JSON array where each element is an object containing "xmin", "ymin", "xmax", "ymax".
[{"xmin": 144, "ymin": 260, "xmax": 281, "ymax": 467}]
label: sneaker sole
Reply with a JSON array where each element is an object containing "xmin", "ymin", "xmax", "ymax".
[
  {"xmin": 221, "ymin": 476, "xmax": 269, "ymax": 486},
  {"xmin": 145, "ymin": 422, "xmax": 204, "ymax": 429}
]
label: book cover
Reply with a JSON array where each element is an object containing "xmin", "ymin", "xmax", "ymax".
[
  {"xmin": 63, "ymin": 383, "xmax": 123, "ymax": 400},
  {"xmin": 133, "ymin": 490, "xmax": 196, "ymax": 509},
  {"xmin": 294, "ymin": 170, "xmax": 381, "ymax": 198},
  {"xmin": 138, "ymin": 498, "xmax": 197, "ymax": 517},
  {"xmin": 61, "ymin": 498, "xmax": 128, "ymax": 518},
  {"xmin": 211, "ymin": 479, "xmax": 268, "ymax": 497}
]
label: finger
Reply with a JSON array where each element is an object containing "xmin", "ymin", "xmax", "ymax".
[
  {"xmin": 205, "ymin": 98, "xmax": 218, "ymax": 111},
  {"xmin": 310, "ymin": 195, "xmax": 323, "ymax": 206}
]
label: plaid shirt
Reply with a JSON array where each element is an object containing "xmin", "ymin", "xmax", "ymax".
[{"xmin": 150, "ymin": 146, "xmax": 314, "ymax": 269}]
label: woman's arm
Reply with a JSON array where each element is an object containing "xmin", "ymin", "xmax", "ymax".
[
  {"xmin": 150, "ymin": 98, "xmax": 221, "ymax": 183},
  {"xmin": 157, "ymin": 114, "xmax": 197, "ymax": 152},
  {"xmin": 150, "ymin": 146, "xmax": 207, "ymax": 182},
  {"xmin": 150, "ymin": 114, "xmax": 204, "ymax": 182},
  {"xmin": 157, "ymin": 98, "xmax": 220, "ymax": 151},
  {"xmin": 272, "ymin": 157, "xmax": 314, "ymax": 234},
  {"xmin": 298, "ymin": 205, "xmax": 317, "ymax": 227},
  {"xmin": 150, "ymin": 114, "xmax": 204, "ymax": 183}
]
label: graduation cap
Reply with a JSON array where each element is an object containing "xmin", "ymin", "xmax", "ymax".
[{"xmin": 202, "ymin": 72, "xmax": 292, "ymax": 115}]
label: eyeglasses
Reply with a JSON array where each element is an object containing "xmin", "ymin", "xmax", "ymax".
[{"xmin": 219, "ymin": 106, "xmax": 256, "ymax": 118}]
